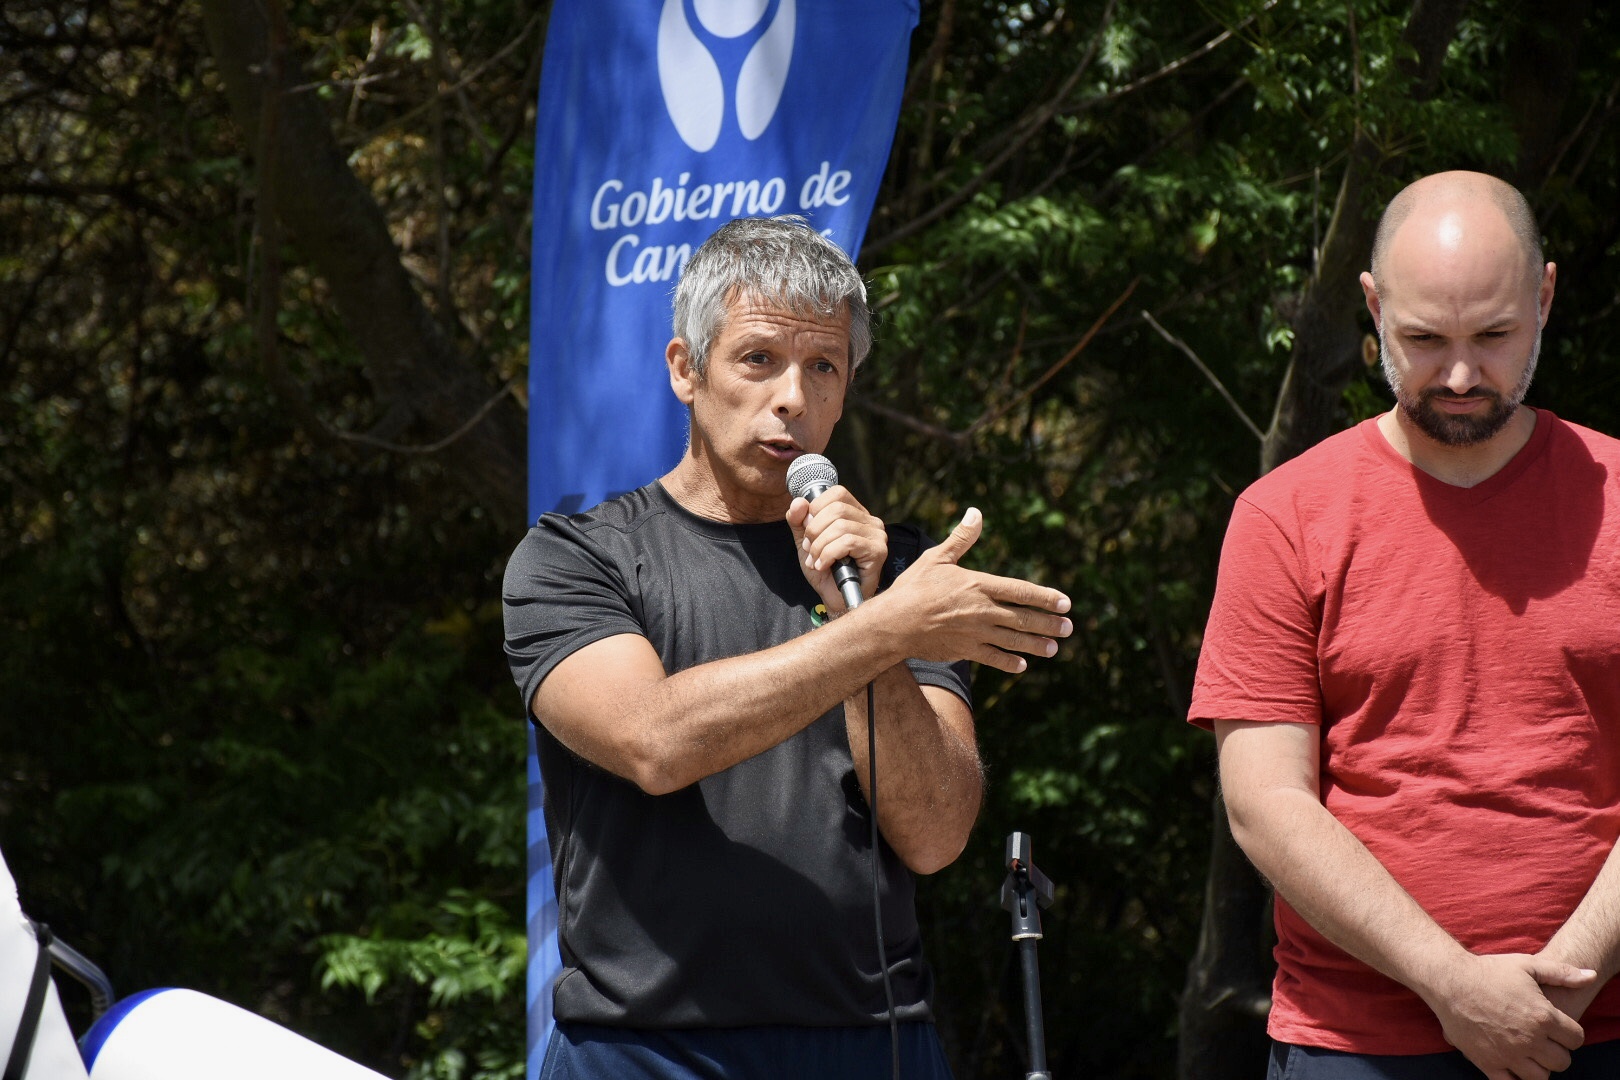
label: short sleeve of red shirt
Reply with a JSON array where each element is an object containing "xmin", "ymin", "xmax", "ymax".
[{"xmin": 1189, "ymin": 496, "xmax": 1324, "ymax": 730}]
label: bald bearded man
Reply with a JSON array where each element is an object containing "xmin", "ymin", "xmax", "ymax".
[{"xmin": 1190, "ymin": 171, "xmax": 1620, "ymax": 1079}]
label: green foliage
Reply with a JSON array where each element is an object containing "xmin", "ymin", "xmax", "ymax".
[{"xmin": 320, "ymin": 891, "xmax": 525, "ymax": 1079}]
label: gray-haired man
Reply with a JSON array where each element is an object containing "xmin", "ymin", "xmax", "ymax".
[{"xmin": 504, "ymin": 216, "xmax": 1072, "ymax": 1078}]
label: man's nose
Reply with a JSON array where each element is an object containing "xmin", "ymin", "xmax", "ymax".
[
  {"xmin": 1439, "ymin": 348, "xmax": 1484, "ymax": 394},
  {"xmin": 773, "ymin": 366, "xmax": 806, "ymax": 416}
]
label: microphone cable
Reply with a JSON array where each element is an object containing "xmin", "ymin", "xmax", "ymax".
[
  {"xmin": 866, "ymin": 678, "xmax": 901, "ymax": 1080},
  {"xmin": 790, "ymin": 456, "xmax": 900, "ymax": 1076}
]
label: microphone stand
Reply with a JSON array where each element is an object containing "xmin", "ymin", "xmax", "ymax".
[{"xmin": 1001, "ymin": 832, "xmax": 1055, "ymax": 1080}]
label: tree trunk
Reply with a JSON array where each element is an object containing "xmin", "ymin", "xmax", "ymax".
[
  {"xmin": 1177, "ymin": 791, "xmax": 1274, "ymax": 1079},
  {"xmin": 1503, "ymin": 0, "xmax": 1592, "ymax": 192},
  {"xmin": 1177, "ymin": 3, "xmax": 1468, "ymax": 1076},
  {"xmin": 199, "ymin": 0, "xmax": 529, "ymax": 527}
]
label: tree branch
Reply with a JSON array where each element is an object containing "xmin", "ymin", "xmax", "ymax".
[
  {"xmin": 0, "ymin": 180, "xmax": 182, "ymax": 223},
  {"xmin": 965, "ymin": 277, "xmax": 1138, "ymax": 437},
  {"xmin": 1141, "ymin": 310, "xmax": 1263, "ymax": 442},
  {"xmin": 853, "ymin": 279, "xmax": 1138, "ymax": 446},
  {"xmin": 320, "ymin": 379, "xmax": 520, "ymax": 455},
  {"xmin": 1066, "ymin": 1, "xmax": 1278, "ymax": 118}
]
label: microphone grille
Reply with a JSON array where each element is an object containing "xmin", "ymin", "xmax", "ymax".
[{"xmin": 786, "ymin": 453, "xmax": 838, "ymax": 500}]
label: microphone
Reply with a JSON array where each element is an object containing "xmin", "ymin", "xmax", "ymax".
[{"xmin": 786, "ymin": 453, "xmax": 864, "ymax": 610}]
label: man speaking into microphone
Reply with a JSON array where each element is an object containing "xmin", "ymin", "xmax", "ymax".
[{"xmin": 503, "ymin": 216, "xmax": 1073, "ymax": 1079}]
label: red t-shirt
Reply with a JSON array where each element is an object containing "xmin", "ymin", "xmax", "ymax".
[{"xmin": 1190, "ymin": 410, "xmax": 1620, "ymax": 1054}]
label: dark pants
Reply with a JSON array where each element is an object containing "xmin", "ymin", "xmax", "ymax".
[
  {"xmin": 540, "ymin": 1021, "xmax": 954, "ymax": 1080},
  {"xmin": 1267, "ymin": 1039, "xmax": 1620, "ymax": 1079}
]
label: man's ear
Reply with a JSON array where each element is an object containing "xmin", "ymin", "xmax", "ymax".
[
  {"xmin": 667, "ymin": 338, "xmax": 696, "ymax": 405},
  {"xmin": 1359, "ymin": 271, "xmax": 1382, "ymax": 330},
  {"xmin": 1538, "ymin": 262, "xmax": 1557, "ymax": 328}
]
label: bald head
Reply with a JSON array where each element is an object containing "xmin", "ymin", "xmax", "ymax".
[
  {"xmin": 1369, "ymin": 171, "xmax": 1543, "ymax": 295},
  {"xmin": 1360, "ymin": 171, "xmax": 1556, "ymax": 458}
]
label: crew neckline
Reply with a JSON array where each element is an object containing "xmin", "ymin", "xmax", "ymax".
[
  {"xmin": 1357, "ymin": 407, "xmax": 1555, "ymax": 506},
  {"xmin": 650, "ymin": 481, "xmax": 792, "ymax": 543}
]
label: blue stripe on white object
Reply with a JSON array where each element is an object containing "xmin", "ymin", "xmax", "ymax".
[{"xmin": 82, "ymin": 989, "xmax": 390, "ymax": 1080}]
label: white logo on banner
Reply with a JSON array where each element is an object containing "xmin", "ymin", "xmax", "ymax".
[
  {"xmin": 592, "ymin": 0, "xmax": 853, "ymax": 286},
  {"xmin": 657, "ymin": 0, "xmax": 796, "ymax": 153}
]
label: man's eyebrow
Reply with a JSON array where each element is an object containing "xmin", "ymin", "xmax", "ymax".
[
  {"xmin": 1392, "ymin": 312, "xmax": 1522, "ymax": 333},
  {"xmin": 725, "ymin": 330, "xmax": 779, "ymax": 351}
]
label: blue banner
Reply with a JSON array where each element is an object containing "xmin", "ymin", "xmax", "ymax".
[{"xmin": 526, "ymin": 0, "xmax": 917, "ymax": 1074}]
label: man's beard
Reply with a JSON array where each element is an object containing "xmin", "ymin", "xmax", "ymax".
[{"xmin": 1380, "ymin": 325, "xmax": 1540, "ymax": 447}]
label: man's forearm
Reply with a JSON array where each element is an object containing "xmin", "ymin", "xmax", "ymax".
[
  {"xmin": 1543, "ymin": 837, "xmax": 1620, "ymax": 977},
  {"xmin": 1227, "ymin": 784, "xmax": 1470, "ymax": 995},
  {"xmin": 541, "ymin": 589, "xmax": 934, "ymax": 795},
  {"xmin": 843, "ymin": 669, "xmax": 981, "ymax": 875},
  {"xmin": 1538, "ymin": 836, "xmax": 1620, "ymax": 1020}
]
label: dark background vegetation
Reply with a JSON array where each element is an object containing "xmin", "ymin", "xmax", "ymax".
[{"xmin": 4, "ymin": 1, "xmax": 1619, "ymax": 1077}]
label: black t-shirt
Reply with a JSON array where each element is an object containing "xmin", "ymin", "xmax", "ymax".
[{"xmin": 502, "ymin": 483, "xmax": 972, "ymax": 1028}]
